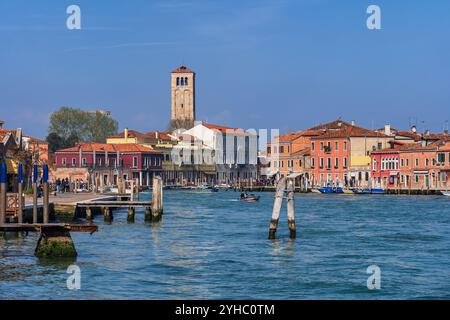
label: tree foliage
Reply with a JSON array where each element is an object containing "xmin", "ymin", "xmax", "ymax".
[{"xmin": 47, "ymin": 107, "xmax": 119, "ymax": 151}]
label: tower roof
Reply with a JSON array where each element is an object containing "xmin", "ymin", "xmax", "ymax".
[{"xmin": 172, "ymin": 65, "xmax": 195, "ymax": 74}]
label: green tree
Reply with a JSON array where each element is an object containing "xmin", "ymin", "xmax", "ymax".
[{"xmin": 48, "ymin": 107, "xmax": 119, "ymax": 145}]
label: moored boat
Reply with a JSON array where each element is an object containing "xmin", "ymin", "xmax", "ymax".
[
  {"xmin": 441, "ymin": 191, "xmax": 450, "ymax": 197},
  {"xmin": 318, "ymin": 186, "xmax": 343, "ymax": 194}
]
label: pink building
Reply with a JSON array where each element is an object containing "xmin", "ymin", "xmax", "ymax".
[{"xmin": 54, "ymin": 143, "xmax": 163, "ymax": 186}]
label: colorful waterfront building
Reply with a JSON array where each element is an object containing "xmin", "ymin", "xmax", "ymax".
[
  {"xmin": 54, "ymin": 143, "xmax": 163, "ymax": 187},
  {"xmin": 371, "ymin": 138, "xmax": 450, "ymax": 191},
  {"xmin": 267, "ymin": 129, "xmax": 318, "ymax": 188},
  {"xmin": 309, "ymin": 120, "xmax": 391, "ymax": 188}
]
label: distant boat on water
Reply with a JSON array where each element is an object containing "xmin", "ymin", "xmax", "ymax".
[
  {"xmin": 353, "ymin": 188, "xmax": 386, "ymax": 195},
  {"xmin": 441, "ymin": 191, "xmax": 450, "ymax": 197},
  {"xmin": 318, "ymin": 186, "xmax": 343, "ymax": 194}
]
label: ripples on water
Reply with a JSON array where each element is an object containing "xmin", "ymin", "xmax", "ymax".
[{"xmin": 1, "ymin": 191, "xmax": 449, "ymax": 299}]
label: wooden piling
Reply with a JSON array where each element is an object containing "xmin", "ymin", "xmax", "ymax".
[
  {"xmin": 269, "ymin": 177, "xmax": 286, "ymax": 239},
  {"xmin": 286, "ymin": 178, "xmax": 296, "ymax": 239},
  {"xmin": 127, "ymin": 207, "xmax": 135, "ymax": 223},
  {"xmin": 35, "ymin": 225, "xmax": 77, "ymax": 258},
  {"xmin": 152, "ymin": 176, "xmax": 163, "ymax": 221},
  {"xmin": 17, "ymin": 182, "xmax": 23, "ymax": 224},
  {"xmin": 85, "ymin": 207, "xmax": 93, "ymax": 220},
  {"xmin": 145, "ymin": 207, "xmax": 152, "ymax": 222},
  {"xmin": 32, "ymin": 183, "xmax": 38, "ymax": 223},
  {"xmin": 103, "ymin": 207, "xmax": 113, "ymax": 222},
  {"xmin": 43, "ymin": 184, "xmax": 49, "ymax": 224}
]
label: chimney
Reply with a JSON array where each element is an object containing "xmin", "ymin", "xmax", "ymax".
[
  {"xmin": 124, "ymin": 128, "xmax": 129, "ymax": 139},
  {"xmin": 156, "ymin": 131, "xmax": 159, "ymax": 139},
  {"xmin": 411, "ymin": 125, "xmax": 417, "ymax": 133},
  {"xmin": 384, "ymin": 124, "xmax": 391, "ymax": 136},
  {"xmin": 0, "ymin": 119, "xmax": 4, "ymax": 128},
  {"xmin": 351, "ymin": 120, "xmax": 356, "ymax": 126}
]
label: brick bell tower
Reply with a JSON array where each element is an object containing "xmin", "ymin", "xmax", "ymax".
[{"xmin": 171, "ymin": 66, "xmax": 196, "ymax": 128}]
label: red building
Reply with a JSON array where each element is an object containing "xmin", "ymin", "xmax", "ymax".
[{"xmin": 54, "ymin": 143, "xmax": 163, "ymax": 187}]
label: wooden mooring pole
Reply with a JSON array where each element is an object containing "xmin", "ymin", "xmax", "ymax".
[
  {"xmin": 43, "ymin": 164, "xmax": 49, "ymax": 224},
  {"xmin": 152, "ymin": 176, "xmax": 163, "ymax": 222},
  {"xmin": 17, "ymin": 163, "xmax": 24, "ymax": 224},
  {"xmin": 32, "ymin": 164, "xmax": 38, "ymax": 224},
  {"xmin": 269, "ymin": 177, "xmax": 297, "ymax": 240}
]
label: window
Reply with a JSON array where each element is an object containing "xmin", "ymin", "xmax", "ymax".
[
  {"xmin": 133, "ymin": 156, "xmax": 138, "ymax": 168},
  {"xmin": 320, "ymin": 142, "xmax": 324, "ymax": 151},
  {"xmin": 111, "ymin": 159, "xmax": 116, "ymax": 167},
  {"xmin": 72, "ymin": 158, "xmax": 76, "ymax": 167},
  {"xmin": 311, "ymin": 143, "xmax": 315, "ymax": 151},
  {"xmin": 401, "ymin": 159, "xmax": 404, "ymax": 167},
  {"xmin": 344, "ymin": 141, "xmax": 347, "ymax": 150},
  {"xmin": 406, "ymin": 159, "xmax": 409, "ymax": 166},
  {"xmin": 176, "ymin": 77, "xmax": 180, "ymax": 86},
  {"xmin": 415, "ymin": 175, "xmax": 419, "ymax": 183},
  {"xmin": 280, "ymin": 146, "xmax": 284, "ymax": 153},
  {"xmin": 298, "ymin": 159, "xmax": 302, "ymax": 167},
  {"xmin": 311, "ymin": 158, "xmax": 315, "ymax": 168},
  {"xmin": 425, "ymin": 158, "xmax": 429, "ymax": 167},
  {"xmin": 180, "ymin": 78, "xmax": 185, "ymax": 86},
  {"xmin": 273, "ymin": 146, "xmax": 277, "ymax": 153},
  {"xmin": 438, "ymin": 153, "xmax": 445, "ymax": 163},
  {"xmin": 327, "ymin": 142, "xmax": 331, "ymax": 151},
  {"xmin": 378, "ymin": 142, "xmax": 383, "ymax": 150},
  {"xmin": 334, "ymin": 157, "xmax": 339, "ymax": 168},
  {"xmin": 185, "ymin": 77, "xmax": 188, "ymax": 86},
  {"xmin": 320, "ymin": 158, "xmax": 324, "ymax": 168},
  {"xmin": 335, "ymin": 142, "xmax": 338, "ymax": 151},
  {"xmin": 62, "ymin": 158, "xmax": 67, "ymax": 166},
  {"xmin": 267, "ymin": 147, "xmax": 271, "ymax": 154},
  {"xmin": 343, "ymin": 157, "xmax": 348, "ymax": 168},
  {"xmin": 372, "ymin": 158, "xmax": 377, "ymax": 171},
  {"xmin": 415, "ymin": 158, "xmax": 419, "ymax": 167},
  {"xmin": 82, "ymin": 158, "xmax": 87, "ymax": 167},
  {"xmin": 327, "ymin": 157, "xmax": 331, "ymax": 169}
]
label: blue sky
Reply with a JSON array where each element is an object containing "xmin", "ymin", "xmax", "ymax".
[{"xmin": 1, "ymin": 0, "xmax": 449, "ymax": 138}]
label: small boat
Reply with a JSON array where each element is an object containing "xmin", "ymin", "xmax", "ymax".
[
  {"xmin": 353, "ymin": 188, "xmax": 386, "ymax": 195},
  {"xmin": 441, "ymin": 191, "xmax": 450, "ymax": 197},
  {"xmin": 240, "ymin": 194, "xmax": 260, "ymax": 202},
  {"xmin": 319, "ymin": 186, "xmax": 343, "ymax": 194},
  {"xmin": 211, "ymin": 187, "xmax": 219, "ymax": 192},
  {"xmin": 311, "ymin": 188, "xmax": 322, "ymax": 194}
]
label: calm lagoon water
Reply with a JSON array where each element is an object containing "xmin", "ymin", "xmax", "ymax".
[{"xmin": 1, "ymin": 190, "xmax": 450, "ymax": 299}]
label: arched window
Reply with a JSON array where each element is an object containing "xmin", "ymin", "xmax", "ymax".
[
  {"xmin": 176, "ymin": 77, "xmax": 180, "ymax": 86},
  {"xmin": 185, "ymin": 77, "xmax": 188, "ymax": 86},
  {"xmin": 180, "ymin": 78, "xmax": 185, "ymax": 86}
]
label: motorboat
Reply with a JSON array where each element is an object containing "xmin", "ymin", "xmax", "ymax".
[
  {"xmin": 239, "ymin": 193, "xmax": 260, "ymax": 202},
  {"xmin": 319, "ymin": 186, "xmax": 343, "ymax": 194}
]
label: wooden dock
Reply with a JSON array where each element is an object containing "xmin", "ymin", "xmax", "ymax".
[{"xmin": 0, "ymin": 223, "xmax": 98, "ymax": 233}]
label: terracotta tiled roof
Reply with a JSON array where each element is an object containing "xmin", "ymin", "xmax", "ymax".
[
  {"xmin": 0, "ymin": 128, "xmax": 47, "ymax": 144},
  {"xmin": 394, "ymin": 131, "xmax": 421, "ymax": 141},
  {"xmin": 56, "ymin": 143, "xmax": 159, "ymax": 153},
  {"xmin": 373, "ymin": 140, "xmax": 444, "ymax": 154},
  {"xmin": 172, "ymin": 66, "xmax": 194, "ymax": 73},
  {"xmin": 309, "ymin": 120, "xmax": 387, "ymax": 139},
  {"xmin": 144, "ymin": 131, "xmax": 173, "ymax": 141},
  {"xmin": 108, "ymin": 130, "xmax": 147, "ymax": 139}
]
